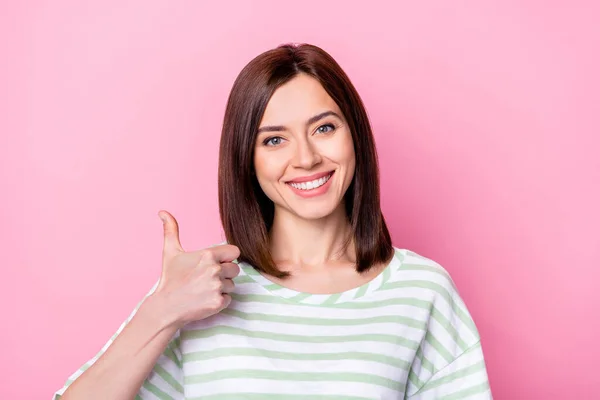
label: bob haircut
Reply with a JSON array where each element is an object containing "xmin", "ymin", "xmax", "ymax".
[{"xmin": 218, "ymin": 43, "xmax": 392, "ymax": 279}]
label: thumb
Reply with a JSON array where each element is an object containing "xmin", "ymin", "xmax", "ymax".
[{"xmin": 158, "ymin": 210, "xmax": 184, "ymax": 254}]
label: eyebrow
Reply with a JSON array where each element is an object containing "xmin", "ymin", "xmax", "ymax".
[{"xmin": 257, "ymin": 110, "xmax": 342, "ymax": 134}]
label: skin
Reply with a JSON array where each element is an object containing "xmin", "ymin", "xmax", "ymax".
[
  {"xmin": 60, "ymin": 73, "xmax": 386, "ymax": 399},
  {"xmin": 254, "ymin": 73, "xmax": 385, "ymax": 293},
  {"xmin": 61, "ymin": 214, "xmax": 241, "ymax": 400}
]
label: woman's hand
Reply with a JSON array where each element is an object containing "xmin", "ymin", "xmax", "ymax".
[{"xmin": 152, "ymin": 210, "xmax": 240, "ymax": 329}]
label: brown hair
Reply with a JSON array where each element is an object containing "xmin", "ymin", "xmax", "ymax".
[{"xmin": 218, "ymin": 43, "xmax": 392, "ymax": 278}]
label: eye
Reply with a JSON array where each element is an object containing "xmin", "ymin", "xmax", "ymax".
[
  {"xmin": 263, "ymin": 136, "xmax": 285, "ymax": 146},
  {"xmin": 316, "ymin": 124, "xmax": 335, "ymax": 134}
]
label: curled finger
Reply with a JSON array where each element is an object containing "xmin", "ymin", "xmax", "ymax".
[
  {"xmin": 220, "ymin": 262, "xmax": 241, "ymax": 279},
  {"xmin": 220, "ymin": 278, "xmax": 235, "ymax": 294}
]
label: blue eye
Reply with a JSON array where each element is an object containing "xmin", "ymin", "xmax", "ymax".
[
  {"xmin": 316, "ymin": 124, "xmax": 335, "ymax": 134},
  {"xmin": 264, "ymin": 136, "xmax": 284, "ymax": 146}
]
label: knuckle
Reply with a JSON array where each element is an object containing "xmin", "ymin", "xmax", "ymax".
[
  {"xmin": 197, "ymin": 249, "xmax": 209, "ymax": 261},
  {"xmin": 220, "ymin": 281, "xmax": 230, "ymax": 293},
  {"xmin": 210, "ymin": 264, "xmax": 221, "ymax": 276},
  {"xmin": 210, "ymin": 294, "xmax": 225, "ymax": 309},
  {"xmin": 224, "ymin": 279, "xmax": 235, "ymax": 292},
  {"xmin": 210, "ymin": 279, "xmax": 223, "ymax": 292},
  {"xmin": 222, "ymin": 294, "xmax": 232, "ymax": 307}
]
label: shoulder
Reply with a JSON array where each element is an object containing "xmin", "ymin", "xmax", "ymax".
[
  {"xmin": 392, "ymin": 247, "xmax": 481, "ymax": 339},
  {"xmin": 393, "ymin": 247, "xmax": 459, "ymax": 295},
  {"xmin": 393, "ymin": 251, "xmax": 491, "ymax": 398}
]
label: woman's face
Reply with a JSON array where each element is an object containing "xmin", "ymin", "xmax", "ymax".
[{"xmin": 254, "ymin": 73, "xmax": 356, "ymax": 221}]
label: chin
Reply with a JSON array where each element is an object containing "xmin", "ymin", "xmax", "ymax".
[
  {"xmin": 288, "ymin": 198, "xmax": 345, "ymax": 221},
  {"xmin": 293, "ymin": 208, "xmax": 336, "ymax": 221}
]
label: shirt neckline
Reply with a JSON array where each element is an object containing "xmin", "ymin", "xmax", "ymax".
[{"xmin": 238, "ymin": 248, "xmax": 405, "ymax": 305}]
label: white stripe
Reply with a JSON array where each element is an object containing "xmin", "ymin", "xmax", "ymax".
[
  {"xmin": 182, "ymin": 333, "xmax": 416, "ymax": 360},
  {"xmin": 185, "ymin": 376, "xmax": 403, "ymax": 399},
  {"xmin": 53, "ymin": 247, "xmax": 491, "ymax": 400}
]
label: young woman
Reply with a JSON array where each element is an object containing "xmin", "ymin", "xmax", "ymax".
[{"xmin": 54, "ymin": 43, "xmax": 492, "ymax": 399}]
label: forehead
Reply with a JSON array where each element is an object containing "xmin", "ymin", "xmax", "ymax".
[{"xmin": 260, "ymin": 74, "xmax": 342, "ymax": 125}]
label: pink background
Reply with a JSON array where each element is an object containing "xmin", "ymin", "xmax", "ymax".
[{"xmin": 2, "ymin": 1, "xmax": 599, "ymax": 399}]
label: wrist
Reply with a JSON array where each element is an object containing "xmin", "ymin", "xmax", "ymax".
[{"xmin": 139, "ymin": 292, "xmax": 183, "ymax": 333}]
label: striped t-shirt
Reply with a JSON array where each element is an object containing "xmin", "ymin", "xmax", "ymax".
[{"xmin": 53, "ymin": 248, "xmax": 492, "ymax": 399}]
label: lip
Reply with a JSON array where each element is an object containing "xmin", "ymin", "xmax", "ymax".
[
  {"xmin": 286, "ymin": 170, "xmax": 335, "ymax": 198},
  {"xmin": 286, "ymin": 170, "xmax": 334, "ymax": 183}
]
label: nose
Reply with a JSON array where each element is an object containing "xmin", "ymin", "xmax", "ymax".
[{"xmin": 292, "ymin": 137, "xmax": 322, "ymax": 170}]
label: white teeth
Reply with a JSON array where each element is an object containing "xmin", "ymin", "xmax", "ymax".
[{"xmin": 289, "ymin": 173, "xmax": 332, "ymax": 190}]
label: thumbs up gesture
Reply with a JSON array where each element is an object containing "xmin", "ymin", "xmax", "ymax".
[{"xmin": 153, "ymin": 210, "xmax": 240, "ymax": 328}]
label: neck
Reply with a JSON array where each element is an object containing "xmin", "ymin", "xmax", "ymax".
[{"xmin": 268, "ymin": 203, "xmax": 354, "ymax": 269}]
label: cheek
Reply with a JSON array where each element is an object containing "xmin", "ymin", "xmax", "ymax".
[
  {"xmin": 343, "ymin": 131, "xmax": 356, "ymax": 164},
  {"xmin": 254, "ymin": 149, "xmax": 286, "ymax": 184},
  {"xmin": 324, "ymin": 130, "xmax": 355, "ymax": 166},
  {"xmin": 337, "ymin": 132, "xmax": 356, "ymax": 182},
  {"xmin": 344, "ymin": 140, "xmax": 356, "ymax": 166}
]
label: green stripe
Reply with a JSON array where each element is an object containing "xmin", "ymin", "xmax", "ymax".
[
  {"xmin": 243, "ymin": 266, "xmax": 261, "ymax": 277},
  {"xmin": 420, "ymin": 355, "xmax": 436, "ymax": 375},
  {"xmin": 234, "ymin": 275, "xmax": 255, "ymax": 284},
  {"xmin": 163, "ymin": 344, "xmax": 182, "ymax": 368},
  {"xmin": 322, "ymin": 293, "xmax": 342, "ymax": 305},
  {"xmin": 424, "ymin": 331, "xmax": 454, "ymax": 364},
  {"xmin": 288, "ymin": 292, "xmax": 312, "ymax": 302},
  {"xmin": 264, "ymin": 283, "xmax": 281, "ymax": 291},
  {"xmin": 408, "ymin": 368, "xmax": 425, "ymax": 389},
  {"xmin": 221, "ymin": 307, "xmax": 427, "ymax": 329},
  {"xmin": 232, "ymin": 293, "xmax": 431, "ymax": 310},
  {"xmin": 381, "ymin": 280, "xmax": 478, "ymax": 336},
  {"xmin": 382, "ymin": 263, "xmax": 392, "ymax": 283},
  {"xmin": 183, "ymin": 347, "xmax": 411, "ymax": 370},
  {"xmin": 439, "ymin": 382, "xmax": 490, "ymax": 400},
  {"xmin": 353, "ymin": 283, "xmax": 369, "ymax": 298},
  {"xmin": 312, "ymin": 296, "xmax": 431, "ymax": 310},
  {"xmin": 423, "ymin": 361, "xmax": 486, "ymax": 393},
  {"xmin": 185, "ymin": 369, "xmax": 401, "ymax": 390},
  {"xmin": 414, "ymin": 345, "xmax": 435, "ymax": 375},
  {"xmin": 142, "ymin": 380, "xmax": 172, "ymax": 400},
  {"xmin": 189, "ymin": 394, "xmax": 373, "ymax": 400},
  {"xmin": 80, "ymin": 362, "xmax": 92, "ymax": 372},
  {"xmin": 430, "ymin": 307, "xmax": 469, "ymax": 351},
  {"xmin": 411, "ymin": 343, "xmax": 485, "ymax": 397},
  {"xmin": 391, "ymin": 263, "xmax": 479, "ymax": 339},
  {"xmin": 182, "ymin": 325, "xmax": 420, "ymax": 349},
  {"xmin": 400, "ymin": 263, "xmax": 451, "ymax": 280},
  {"xmin": 154, "ymin": 364, "xmax": 183, "ymax": 393},
  {"xmin": 63, "ymin": 362, "xmax": 91, "ymax": 387}
]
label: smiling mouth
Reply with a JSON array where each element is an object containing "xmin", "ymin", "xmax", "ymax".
[{"xmin": 287, "ymin": 172, "xmax": 334, "ymax": 191}]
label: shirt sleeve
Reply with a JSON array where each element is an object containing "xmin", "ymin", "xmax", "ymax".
[
  {"xmin": 407, "ymin": 341, "xmax": 492, "ymax": 399},
  {"xmin": 52, "ymin": 282, "xmax": 184, "ymax": 400},
  {"xmin": 402, "ymin": 253, "xmax": 493, "ymax": 399}
]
